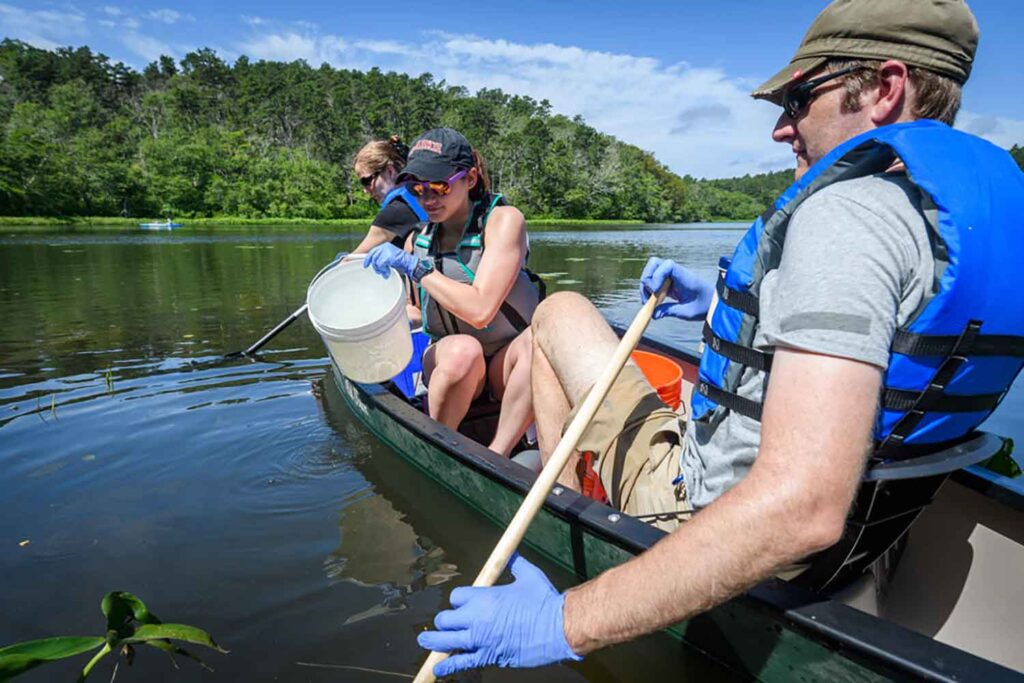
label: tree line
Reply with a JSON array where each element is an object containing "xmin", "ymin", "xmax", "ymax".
[{"xmin": 15, "ymin": 40, "xmax": 1015, "ymax": 224}]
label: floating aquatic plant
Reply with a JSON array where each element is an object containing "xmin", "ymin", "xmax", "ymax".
[
  {"xmin": 980, "ymin": 438, "xmax": 1021, "ymax": 478},
  {"xmin": 0, "ymin": 591, "xmax": 225, "ymax": 681}
]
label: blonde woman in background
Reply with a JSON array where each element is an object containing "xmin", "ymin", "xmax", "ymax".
[{"xmin": 351, "ymin": 135, "xmax": 428, "ymax": 254}]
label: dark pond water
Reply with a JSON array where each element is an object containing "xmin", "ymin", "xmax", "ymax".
[
  {"xmin": 1, "ymin": 224, "xmax": 1021, "ymax": 681},
  {"xmin": 0, "ymin": 225, "xmax": 740, "ymax": 682}
]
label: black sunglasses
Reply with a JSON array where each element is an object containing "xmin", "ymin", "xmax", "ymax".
[
  {"xmin": 781, "ymin": 66, "xmax": 863, "ymax": 119},
  {"xmin": 359, "ymin": 171, "xmax": 380, "ymax": 188}
]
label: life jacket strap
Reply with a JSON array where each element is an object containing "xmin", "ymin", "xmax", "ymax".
[
  {"xmin": 891, "ymin": 329, "xmax": 1024, "ymax": 357},
  {"xmin": 702, "ymin": 323, "xmax": 773, "ymax": 372},
  {"xmin": 881, "ymin": 387, "xmax": 1005, "ymax": 413},
  {"xmin": 696, "ymin": 380, "xmax": 764, "ymax": 422},
  {"xmin": 716, "ymin": 275, "xmax": 760, "ymax": 318},
  {"xmin": 877, "ymin": 320, "xmax": 983, "ymax": 457},
  {"xmin": 500, "ymin": 300, "xmax": 531, "ymax": 333}
]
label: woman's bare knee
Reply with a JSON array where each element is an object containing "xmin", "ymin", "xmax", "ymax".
[{"xmin": 434, "ymin": 335, "xmax": 485, "ymax": 382}]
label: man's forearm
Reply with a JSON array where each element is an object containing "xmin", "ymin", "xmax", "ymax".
[
  {"xmin": 562, "ymin": 474, "xmax": 832, "ymax": 653},
  {"xmin": 562, "ymin": 349, "xmax": 875, "ymax": 653}
]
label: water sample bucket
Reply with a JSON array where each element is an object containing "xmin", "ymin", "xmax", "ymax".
[
  {"xmin": 632, "ymin": 350, "xmax": 683, "ymax": 410},
  {"xmin": 307, "ymin": 259, "xmax": 412, "ymax": 383}
]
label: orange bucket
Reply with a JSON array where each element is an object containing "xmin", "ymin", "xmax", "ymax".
[{"xmin": 631, "ymin": 350, "xmax": 683, "ymax": 409}]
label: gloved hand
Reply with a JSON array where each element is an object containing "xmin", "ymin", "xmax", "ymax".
[
  {"xmin": 639, "ymin": 256, "xmax": 714, "ymax": 320},
  {"xmin": 417, "ymin": 554, "xmax": 582, "ymax": 676},
  {"xmin": 363, "ymin": 243, "xmax": 417, "ymax": 279}
]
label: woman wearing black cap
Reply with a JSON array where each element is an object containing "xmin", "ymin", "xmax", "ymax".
[
  {"xmin": 350, "ymin": 135, "xmax": 428, "ymax": 255},
  {"xmin": 363, "ymin": 127, "xmax": 542, "ymax": 457}
]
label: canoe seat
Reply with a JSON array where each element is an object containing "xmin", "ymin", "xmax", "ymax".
[{"xmin": 794, "ymin": 431, "xmax": 1006, "ymax": 594}]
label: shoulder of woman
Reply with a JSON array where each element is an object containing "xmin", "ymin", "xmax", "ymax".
[{"xmin": 487, "ymin": 204, "xmax": 525, "ymax": 230}]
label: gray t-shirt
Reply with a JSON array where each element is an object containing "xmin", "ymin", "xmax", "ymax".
[{"xmin": 679, "ymin": 173, "xmax": 936, "ymax": 510}]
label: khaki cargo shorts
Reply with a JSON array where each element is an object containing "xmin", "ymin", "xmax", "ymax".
[{"xmin": 565, "ymin": 363, "xmax": 692, "ymax": 532}]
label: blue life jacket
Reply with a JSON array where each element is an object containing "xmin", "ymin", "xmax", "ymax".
[
  {"xmin": 692, "ymin": 120, "xmax": 1024, "ymax": 457},
  {"xmin": 380, "ymin": 185, "xmax": 429, "ymax": 222}
]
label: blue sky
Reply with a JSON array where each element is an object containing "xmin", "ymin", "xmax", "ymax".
[{"xmin": 3, "ymin": 0, "xmax": 1022, "ymax": 178}]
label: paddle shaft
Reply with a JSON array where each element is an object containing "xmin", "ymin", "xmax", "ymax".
[
  {"xmin": 225, "ymin": 253, "xmax": 352, "ymax": 359},
  {"xmin": 413, "ymin": 283, "xmax": 668, "ymax": 683},
  {"xmin": 226, "ymin": 303, "xmax": 308, "ymax": 358}
]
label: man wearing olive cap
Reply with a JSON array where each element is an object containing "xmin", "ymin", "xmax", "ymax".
[{"xmin": 417, "ymin": 1, "xmax": 1024, "ymax": 675}]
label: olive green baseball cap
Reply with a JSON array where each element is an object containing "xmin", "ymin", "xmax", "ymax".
[{"xmin": 752, "ymin": 0, "xmax": 979, "ymax": 103}]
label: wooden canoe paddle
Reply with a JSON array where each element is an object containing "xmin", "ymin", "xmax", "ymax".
[
  {"xmin": 224, "ymin": 253, "xmax": 350, "ymax": 359},
  {"xmin": 413, "ymin": 282, "xmax": 669, "ymax": 682}
]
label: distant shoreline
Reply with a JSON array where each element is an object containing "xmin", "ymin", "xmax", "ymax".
[{"xmin": 0, "ymin": 216, "xmax": 753, "ymax": 230}]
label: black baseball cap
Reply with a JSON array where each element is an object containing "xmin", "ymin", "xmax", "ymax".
[{"xmin": 399, "ymin": 128, "xmax": 474, "ymax": 182}]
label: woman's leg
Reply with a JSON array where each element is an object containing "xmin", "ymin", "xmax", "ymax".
[
  {"xmin": 422, "ymin": 334, "xmax": 487, "ymax": 431},
  {"xmin": 486, "ymin": 328, "xmax": 534, "ymax": 457}
]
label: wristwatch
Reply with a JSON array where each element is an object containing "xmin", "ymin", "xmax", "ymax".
[{"xmin": 411, "ymin": 258, "xmax": 435, "ymax": 283}]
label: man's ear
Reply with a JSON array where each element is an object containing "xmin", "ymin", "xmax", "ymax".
[{"xmin": 869, "ymin": 60, "xmax": 911, "ymax": 125}]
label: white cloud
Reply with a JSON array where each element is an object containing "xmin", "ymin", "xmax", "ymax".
[
  {"xmin": 147, "ymin": 9, "xmax": 183, "ymax": 24},
  {"xmin": 0, "ymin": 3, "xmax": 88, "ymax": 50},
  {"xmin": 351, "ymin": 39, "xmax": 417, "ymax": 56},
  {"xmin": 120, "ymin": 32, "xmax": 173, "ymax": 62},
  {"xmin": 957, "ymin": 111, "xmax": 1024, "ymax": 151},
  {"xmin": 240, "ymin": 32, "xmax": 346, "ymax": 64},
  {"xmin": 102, "ymin": 6, "xmax": 122, "ymax": 17}
]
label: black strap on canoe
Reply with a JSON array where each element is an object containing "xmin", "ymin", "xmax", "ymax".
[
  {"xmin": 891, "ymin": 328, "xmax": 1024, "ymax": 357},
  {"xmin": 716, "ymin": 275, "xmax": 760, "ymax": 318},
  {"xmin": 876, "ymin": 320, "xmax": 983, "ymax": 458},
  {"xmin": 702, "ymin": 323, "xmax": 773, "ymax": 372}
]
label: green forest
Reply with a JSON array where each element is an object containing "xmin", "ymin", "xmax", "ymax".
[
  {"xmin": 0, "ymin": 40, "xmax": 798, "ymax": 223},
  {"xmin": 3, "ymin": 40, "xmax": 1018, "ymax": 224},
  {"xmin": 1011, "ymin": 144, "xmax": 1024, "ymax": 170}
]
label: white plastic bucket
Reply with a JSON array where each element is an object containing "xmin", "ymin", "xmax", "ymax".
[{"xmin": 307, "ymin": 258, "xmax": 412, "ymax": 383}]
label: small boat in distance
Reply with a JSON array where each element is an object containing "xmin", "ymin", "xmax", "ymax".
[{"xmin": 138, "ymin": 219, "xmax": 182, "ymax": 229}]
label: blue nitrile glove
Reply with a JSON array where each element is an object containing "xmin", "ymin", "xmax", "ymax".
[
  {"xmin": 417, "ymin": 554, "xmax": 582, "ymax": 676},
  {"xmin": 639, "ymin": 256, "xmax": 714, "ymax": 320},
  {"xmin": 363, "ymin": 243, "xmax": 417, "ymax": 279}
]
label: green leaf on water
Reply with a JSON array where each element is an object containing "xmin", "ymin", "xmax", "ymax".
[
  {"xmin": 0, "ymin": 593, "xmax": 224, "ymax": 681},
  {"xmin": 102, "ymin": 591, "xmax": 161, "ymax": 638},
  {"xmin": 979, "ymin": 438, "xmax": 1022, "ymax": 479},
  {"xmin": 0, "ymin": 636, "xmax": 104, "ymax": 680},
  {"xmin": 123, "ymin": 624, "xmax": 227, "ymax": 654}
]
